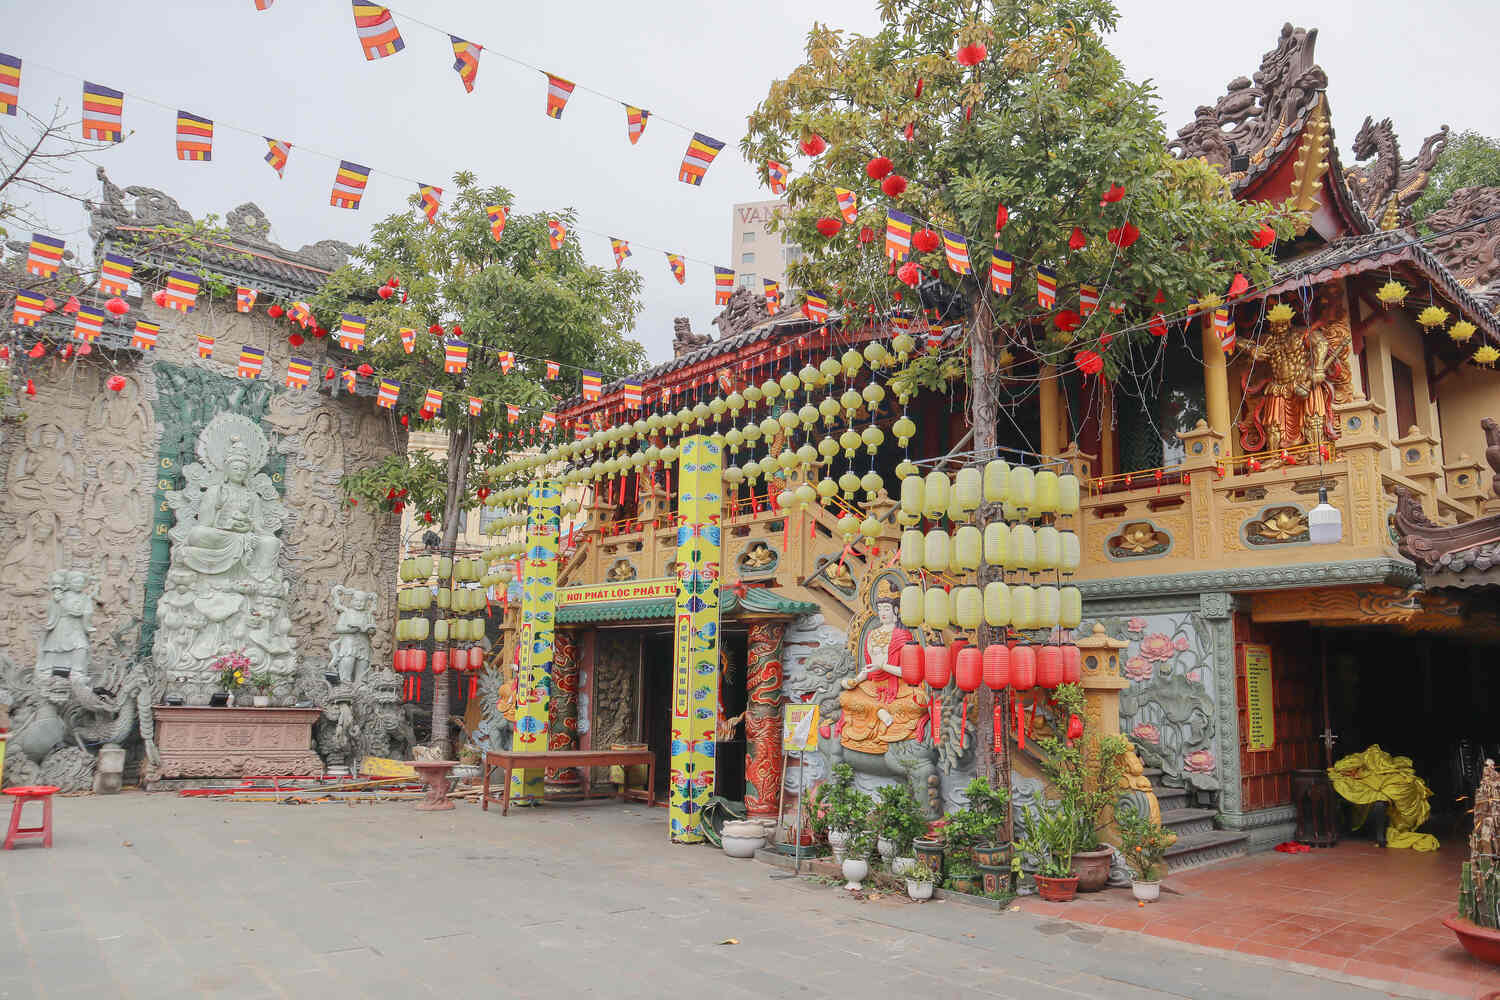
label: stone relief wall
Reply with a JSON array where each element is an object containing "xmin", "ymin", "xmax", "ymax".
[{"xmin": 588, "ymin": 632, "xmax": 638, "ymax": 789}]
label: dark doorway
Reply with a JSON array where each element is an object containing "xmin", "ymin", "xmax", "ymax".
[
  {"xmin": 716, "ymin": 629, "xmax": 749, "ymax": 804},
  {"xmin": 642, "ymin": 630, "xmax": 674, "ymax": 802}
]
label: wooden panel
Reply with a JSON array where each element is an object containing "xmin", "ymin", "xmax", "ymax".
[{"xmin": 1234, "ymin": 614, "xmax": 1322, "ymax": 812}]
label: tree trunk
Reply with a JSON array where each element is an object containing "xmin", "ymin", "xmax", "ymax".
[
  {"xmin": 968, "ymin": 305, "xmax": 1012, "ymax": 839},
  {"xmin": 428, "ymin": 423, "xmax": 472, "ymax": 759}
]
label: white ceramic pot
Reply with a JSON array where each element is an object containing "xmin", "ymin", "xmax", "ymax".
[
  {"xmin": 253, "ymin": 695, "xmax": 271, "ymax": 708},
  {"xmin": 891, "ymin": 856, "xmax": 916, "ymax": 877},
  {"xmin": 1131, "ymin": 879, "xmax": 1161, "ymax": 903},
  {"xmin": 827, "ymin": 828, "xmax": 850, "ymax": 863},
  {"xmin": 877, "ymin": 836, "xmax": 895, "ymax": 861},
  {"xmin": 906, "ymin": 878, "xmax": 934, "ymax": 901},
  {"xmin": 842, "ymin": 857, "xmax": 869, "ymax": 891},
  {"xmin": 721, "ymin": 821, "xmax": 766, "ymax": 859}
]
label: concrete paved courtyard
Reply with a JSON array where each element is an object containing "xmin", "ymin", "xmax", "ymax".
[{"xmin": 0, "ymin": 794, "xmax": 1453, "ymax": 999}]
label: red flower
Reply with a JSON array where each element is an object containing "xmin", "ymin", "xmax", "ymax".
[
  {"xmin": 1100, "ymin": 183, "xmax": 1126, "ymax": 206},
  {"xmin": 866, "ymin": 155, "xmax": 893, "ymax": 180},
  {"xmin": 313, "ymin": 326, "xmax": 328, "ymax": 338},
  {"xmin": 815, "ymin": 217, "xmax": 842, "ymax": 238},
  {"xmin": 356, "ymin": 363, "xmax": 375, "ymax": 376},
  {"xmin": 955, "ymin": 43, "xmax": 988, "ymax": 67},
  {"xmin": 1068, "ymin": 227, "xmax": 1087, "ymax": 252},
  {"xmin": 1074, "ymin": 349, "xmax": 1103, "ymax": 375},
  {"xmin": 799, "ymin": 134, "xmax": 826, "ymax": 157},
  {"xmin": 377, "ymin": 285, "xmax": 393, "ymax": 300},
  {"xmin": 105, "ymin": 297, "xmax": 128, "ymax": 315},
  {"xmin": 388, "ymin": 277, "xmax": 400, "ymax": 288},
  {"xmin": 881, "ymin": 174, "xmax": 908, "ymax": 198},
  {"xmin": 429, "ymin": 323, "xmax": 443, "ymax": 335},
  {"xmin": 913, "ymin": 228, "xmax": 940, "ymax": 253},
  {"xmin": 1148, "ymin": 313, "xmax": 1168, "ymax": 337},
  {"xmin": 288, "ymin": 333, "xmax": 304, "ymax": 347},
  {"xmin": 897, "ymin": 261, "xmax": 922, "ymax": 286},
  {"xmin": 1054, "ymin": 309, "xmax": 1081, "ymax": 333},
  {"xmin": 1106, "ymin": 222, "xmax": 1140, "ymax": 249},
  {"xmin": 1249, "ymin": 224, "xmax": 1276, "ymax": 249}
]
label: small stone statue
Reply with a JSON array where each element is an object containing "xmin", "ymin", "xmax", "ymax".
[
  {"xmin": 37, "ymin": 570, "xmax": 97, "ymax": 684},
  {"xmin": 328, "ymin": 585, "xmax": 378, "ymax": 686}
]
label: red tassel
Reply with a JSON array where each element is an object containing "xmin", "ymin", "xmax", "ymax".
[
  {"xmin": 960, "ymin": 696, "xmax": 968, "ymax": 751},
  {"xmin": 1013, "ymin": 699, "xmax": 1026, "ymax": 750},
  {"xmin": 469, "ymin": 676, "xmax": 478, "ymax": 700},
  {"xmin": 782, "ymin": 513, "xmax": 789, "ymax": 553},
  {"xmin": 992, "ymin": 701, "xmax": 1005, "ymax": 753}
]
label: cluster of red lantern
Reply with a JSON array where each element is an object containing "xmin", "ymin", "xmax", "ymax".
[
  {"xmin": 376, "ymin": 276, "xmax": 401, "ymax": 300},
  {"xmin": 898, "ymin": 640, "xmax": 1084, "ymax": 747},
  {"xmin": 393, "ymin": 647, "xmax": 427, "ymax": 700}
]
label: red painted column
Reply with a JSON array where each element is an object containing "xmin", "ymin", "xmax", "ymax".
[{"xmin": 743, "ymin": 621, "xmax": 787, "ymax": 822}]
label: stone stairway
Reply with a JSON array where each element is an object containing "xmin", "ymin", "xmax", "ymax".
[{"xmin": 1146, "ymin": 768, "xmax": 1250, "ymax": 875}]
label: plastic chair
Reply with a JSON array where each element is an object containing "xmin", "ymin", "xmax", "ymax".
[{"xmin": 3, "ymin": 785, "xmax": 58, "ymax": 849}]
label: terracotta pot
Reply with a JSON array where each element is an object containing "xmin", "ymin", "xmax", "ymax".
[
  {"xmin": 1071, "ymin": 846, "xmax": 1114, "ymax": 892},
  {"xmin": 1034, "ymin": 874, "xmax": 1080, "ymax": 902},
  {"xmin": 1443, "ymin": 915, "xmax": 1500, "ymax": 965},
  {"xmin": 913, "ymin": 838, "xmax": 944, "ymax": 875},
  {"xmin": 973, "ymin": 843, "xmax": 1012, "ymax": 868}
]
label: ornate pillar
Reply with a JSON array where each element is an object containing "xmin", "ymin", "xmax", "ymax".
[
  {"xmin": 743, "ymin": 621, "xmax": 787, "ymax": 826},
  {"xmin": 1201, "ymin": 317, "xmax": 1232, "ymax": 442},
  {"xmin": 512, "ymin": 480, "xmax": 560, "ymax": 801},
  {"xmin": 1039, "ymin": 363, "xmax": 1062, "ymax": 457},
  {"xmin": 544, "ymin": 628, "xmax": 584, "ymax": 795},
  {"xmin": 1099, "ymin": 380, "xmax": 1117, "ymax": 477}
]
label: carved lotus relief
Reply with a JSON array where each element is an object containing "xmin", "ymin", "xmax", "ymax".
[
  {"xmin": 605, "ymin": 557, "xmax": 637, "ymax": 582},
  {"xmin": 1106, "ymin": 521, "xmax": 1171, "ymax": 559},
  {"xmin": 1244, "ymin": 505, "xmax": 1309, "ymax": 545},
  {"xmin": 737, "ymin": 541, "xmax": 779, "ymax": 577}
]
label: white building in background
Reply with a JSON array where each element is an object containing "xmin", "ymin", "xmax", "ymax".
[{"xmin": 730, "ymin": 200, "xmax": 801, "ymax": 294}]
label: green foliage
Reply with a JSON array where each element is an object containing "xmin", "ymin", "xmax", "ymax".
[
  {"xmin": 942, "ymin": 776, "xmax": 1011, "ymax": 852},
  {"xmin": 1017, "ymin": 799, "xmax": 1079, "ymax": 878},
  {"xmin": 1411, "ymin": 131, "xmax": 1500, "ymax": 228},
  {"xmin": 742, "ymin": 1, "xmax": 1282, "ymax": 376},
  {"xmin": 1116, "ymin": 802, "xmax": 1171, "ymax": 882},
  {"xmin": 943, "ymin": 858, "xmax": 980, "ymax": 887},
  {"xmin": 871, "ymin": 783, "xmax": 927, "ymax": 855},
  {"xmin": 904, "ymin": 858, "xmax": 939, "ymax": 884},
  {"xmin": 340, "ymin": 450, "xmax": 449, "ymax": 519},
  {"xmin": 1034, "ymin": 682, "xmax": 1130, "ymax": 851},
  {"xmin": 810, "ymin": 762, "xmax": 874, "ymax": 837}
]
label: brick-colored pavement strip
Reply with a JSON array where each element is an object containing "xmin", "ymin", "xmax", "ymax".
[{"xmin": 0, "ymin": 793, "xmax": 1453, "ymax": 999}]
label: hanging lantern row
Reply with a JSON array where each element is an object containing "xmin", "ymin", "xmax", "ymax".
[{"xmin": 899, "ymin": 581, "xmax": 1083, "ymax": 631}]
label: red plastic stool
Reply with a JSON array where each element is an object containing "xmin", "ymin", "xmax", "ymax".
[{"xmin": 3, "ymin": 785, "xmax": 58, "ymax": 849}]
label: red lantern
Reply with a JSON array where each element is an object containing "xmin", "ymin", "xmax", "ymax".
[
  {"xmin": 267, "ymin": 304, "xmax": 284, "ymax": 318},
  {"xmin": 1100, "ymin": 183, "xmax": 1126, "ymax": 206},
  {"xmin": 924, "ymin": 644, "xmax": 950, "ymax": 688},
  {"xmin": 897, "ymin": 261, "xmax": 921, "ymax": 287},
  {"xmin": 881, "ymin": 174, "xmax": 908, "ymax": 198},
  {"xmin": 799, "ymin": 134, "xmax": 826, "ymax": 157},
  {"xmin": 1075, "ymin": 349, "xmax": 1103, "ymax": 376},
  {"xmin": 151, "ymin": 289, "xmax": 169, "ymax": 308},
  {"xmin": 955, "ymin": 647, "xmax": 982, "ymax": 693},
  {"xmin": 313, "ymin": 326, "xmax": 328, "ymax": 338},
  {"xmin": 1010, "ymin": 645, "xmax": 1036, "ymax": 692},
  {"xmin": 1053, "ymin": 309, "xmax": 1081, "ymax": 333},
  {"xmin": 815, "ymin": 217, "xmax": 842, "ymax": 238},
  {"xmin": 288, "ymin": 333, "xmax": 305, "ymax": 347},
  {"xmin": 432, "ymin": 650, "xmax": 448, "ymax": 675},
  {"xmin": 913, "ymin": 228, "xmax": 940, "ymax": 253},
  {"xmin": 356, "ymin": 363, "xmax": 375, "ymax": 376},
  {"xmin": 866, "ymin": 156, "xmax": 893, "ymax": 180},
  {"xmin": 955, "ymin": 42, "xmax": 988, "ymax": 67},
  {"xmin": 1068, "ymin": 226, "xmax": 1087, "ymax": 252},
  {"xmin": 1066, "ymin": 714, "xmax": 1084, "ymax": 742},
  {"xmin": 1037, "ymin": 645, "xmax": 1064, "ymax": 689},
  {"xmin": 858, "ymin": 226, "xmax": 875, "ymax": 244},
  {"xmin": 1106, "ymin": 222, "xmax": 1140, "ymax": 249},
  {"xmin": 1062, "ymin": 645, "xmax": 1082, "ymax": 685},
  {"xmin": 1249, "ymin": 224, "xmax": 1276, "ymax": 249},
  {"xmin": 982, "ymin": 644, "xmax": 1010, "ymax": 690},
  {"xmin": 63, "ymin": 296, "xmax": 80, "ymax": 314},
  {"xmin": 469, "ymin": 646, "xmax": 484, "ymax": 670},
  {"xmin": 900, "ymin": 644, "xmax": 924, "ymax": 685},
  {"xmin": 377, "ymin": 285, "xmax": 394, "ymax": 300},
  {"xmin": 106, "ymin": 374, "xmax": 126, "ymax": 392},
  {"xmin": 27, "ymin": 342, "xmax": 45, "ymax": 358},
  {"xmin": 105, "ymin": 297, "xmax": 128, "ymax": 315},
  {"xmin": 428, "ymin": 323, "xmax": 443, "ymax": 335}
]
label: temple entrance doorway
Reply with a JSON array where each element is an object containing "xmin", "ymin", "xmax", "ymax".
[{"xmin": 638, "ymin": 626, "xmax": 749, "ymax": 807}]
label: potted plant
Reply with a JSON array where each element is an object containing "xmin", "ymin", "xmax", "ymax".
[
  {"xmin": 211, "ymin": 650, "xmax": 251, "ymax": 706},
  {"xmin": 1445, "ymin": 759, "xmax": 1500, "ymax": 964},
  {"xmin": 1117, "ymin": 803, "xmax": 1172, "ymax": 902},
  {"xmin": 841, "ymin": 829, "xmax": 873, "ymax": 891},
  {"xmin": 944, "ymin": 859, "xmax": 981, "ymax": 896},
  {"xmin": 249, "ymin": 671, "xmax": 274, "ymax": 708},
  {"xmin": 810, "ymin": 763, "xmax": 872, "ymax": 865},
  {"xmin": 871, "ymin": 784, "xmax": 926, "ymax": 877},
  {"xmin": 954, "ymin": 777, "xmax": 1012, "ymax": 868},
  {"xmin": 904, "ymin": 858, "xmax": 937, "ymax": 901},
  {"xmin": 1019, "ymin": 800, "xmax": 1079, "ymax": 902},
  {"xmin": 1035, "ymin": 683, "xmax": 1131, "ymax": 892},
  {"xmin": 912, "ymin": 817, "xmax": 947, "ymax": 877}
]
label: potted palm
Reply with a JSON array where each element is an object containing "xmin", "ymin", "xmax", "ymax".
[
  {"xmin": 905, "ymin": 858, "xmax": 938, "ymax": 901},
  {"xmin": 810, "ymin": 763, "xmax": 872, "ymax": 865},
  {"xmin": 871, "ymin": 784, "xmax": 926, "ymax": 877},
  {"xmin": 1020, "ymin": 800, "xmax": 1079, "ymax": 902},
  {"xmin": 249, "ymin": 672, "xmax": 274, "ymax": 708},
  {"xmin": 1117, "ymin": 804, "xmax": 1172, "ymax": 902},
  {"xmin": 1035, "ymin": 683, "xmax": 1131, "ymax": 892}
]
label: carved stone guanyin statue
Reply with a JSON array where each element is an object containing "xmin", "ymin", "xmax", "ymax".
[{"xmin": 152, "ymin": 413, "xmax": 299, "ymax": 704}]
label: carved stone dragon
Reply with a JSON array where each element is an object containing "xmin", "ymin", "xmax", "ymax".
[
  {"xmin": 1424, "ymin": 186, "xmax": 1500, "ymax": 309},
  {"xmin": 1346, "ymin": 117, "xmax": 1449, "ymax": 229}
]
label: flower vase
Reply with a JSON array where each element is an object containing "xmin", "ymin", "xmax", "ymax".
[
  {"xmin": 841, "ymin": 857, "xmax": 868, "ymax": 891},
  {"xmin": 827, "ymin": 828, "xmax": 850, "ymax": 864}
]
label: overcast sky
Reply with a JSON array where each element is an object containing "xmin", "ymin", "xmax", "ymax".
[{"xmin": 8, "ymin": 1, "xmax": 1499, "ymax": 366}]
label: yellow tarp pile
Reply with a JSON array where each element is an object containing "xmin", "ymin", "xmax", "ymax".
[{"xmin": 1328, "ymin": 744, "xmax": 1439, "ymax": 852}]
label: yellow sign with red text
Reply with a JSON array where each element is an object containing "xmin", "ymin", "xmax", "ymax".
[{"xmin": 558, "ymin": 579, "xmax": 675, "ymax": 606}]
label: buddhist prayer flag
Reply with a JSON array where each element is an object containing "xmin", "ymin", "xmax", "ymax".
[
  {"xmin": 130, "ymin": 320, "xmax": 159, "ymax": 350},
  {"xmin": 622, "ymin": 379, "xmax": 643, "ymax": 408},
  {"xmin": 0, "ymin": 53, "xmax": 20, "ymax": 116},
  {"xmin": 11, "ymin": 290, "xmax": 45, "ymax": 326},
  {"xmin": 1213, "ymin": 307, "xmax": 1236, "ymax": 352},
  {"xmin": 1079, "ymin": 284, "xmax": 1099, "ymax": 316},
  {"xmin": 547, "ymin": 219, "xmax": 566, "ymax": 249},
  {"xmin": 418, "ymin": 184, "xmax": 443, "ymax": 224},
  {"xmin": 989, "ymin": 251, "xmax": 1014, "ymax": 296},
  {"xmin": 1108, "ymin": 299, "xmax": 1125, "ymax": 315},
  {"xmin": 1036, "ymin": 266, "xmax": 1057, "ymax": 309},
  {"xmin": 506, "ymin": 403, "xmax": 520, "ymax": 423},
  {"xmin": 610, "ymin": 238, "xmax": 631, "ymax": 269},
  {"xmin": 339, "ymin": 313, "xmax": 367, "ymax": 351},
  {"xmin": 714, "ymin": 267, "xmax": 735, "ymax": 305},
  {"xmin": 399, "ymin": 327, "xmax": 415, "ymax": 353},
  {"xmin": 885, "ymin": 209, "xmax": 914, "ymax": 260},
  {"xmin": 540, "ymin": 411, "xmax": 556, "ymax": 431},
  {"xmin": 763, "ymin": 278, "xmax": 780, "ymax": 313},
  {"xmin": 892, "ymin": 312, "xmax": 911, "ymax": 332},
  {"xmin": 626, "ymin": 105, "xmax": 650, "ymax": 144},
  {"xmin": 545, "ymin": 360, "xmax": 559, "ymax": 379},
  {"xmin": 73, "ymin": 304, "xmax": 105, "ymax": 342},
  {"xmin": 803, "ymin": 291, "xmax": 829, "ymax": 323},
  {"xmin": 285, "ymin": 357, "xmax": 313, "ymax": 389},
  {"xmin": 175, "ymin": 110, "xmax": 213, "ymax": 161},
  {"xmin": 497, "ymin": 350, "xmax": 514, "ymax": 373},
  {"xmin": 377, "ymin": 378, "xmax": 400, "ymax": 408},
  {"xmin": 468, "ymin": 396, "xmax": 482, "ymax": 417},
  {"xmin": 942, "ymin": 231, "xmax": 971, "ymax": 275},
  {"xmin": 81, "ymin": 82, "xmax": 123, "ymax": 142},
  {"xmin": 449, "ymin": 36, "xmax": 480, "ymax": 92},
  {"xmin": 580, "ymin": 370, "xmax": 602, "ymax": 402},
  {"xmin": 341, "ymin": 369, "xmax": 357, "ymax": 392},
  {"xmin": 766, "ymin": 160, "xmax": 789, "ymax": 195},
  {"xmin": 162, "ymin": 270, "xmax": 199, "ymax": 312},
  {"xmin": 444, "ymin": 338, "xmax": 469, "ymax": 373},
  {"xmin": 255, "ymin": 0, "xmax": 274, "ymax": 9},
  {"xmin": 544, "ymin": 73, "xmax": 575, "ymax": 118},
  {"xmin": 237, "ymin": 345, "xmax": 264, "ymax": 379},
  {"xmin": 666, "ymin": 253, "xmax": 686, "ymax": 284},
  {"xmin": 330, "ymin": 161, "xmax": 371, "ymax": 209},
  {"xmin": 288, "ymin": 301, "xmax": 313, "ymax": 327},
  {"xmin": 236, "ymin": 287, "xmax": 258, "ymax": 313},
  {"xmin": 197, "ymin": 335, "xmax": 214, "ymax": 358},
  {"xmin": 264, "ymin": 137, "xmax": 291, "ymax": 178},
  {"xmin": 679, "ymin": 133, "xmax": 724, "ymax": 186},
  {"xmin": 485, "ymin": 204, "xmax": 508, "ymax": 241},
  {"xmin": 834, "ymin": 188, "xmax": 858, "ymax": 225},
  {"xmin": 424, "ymin": 388, "xmax": 444, "ymax": 413},
  {"xmin": 26, "ymin": 234, "xmax": 64, "ymax": 278},
  {"xmin": 351, "ymin": 2, "xmax": 404, "ymax": 59},
  {"xmin": 99, "ymin": 253, "xmax": 133, "ymax": 296}
]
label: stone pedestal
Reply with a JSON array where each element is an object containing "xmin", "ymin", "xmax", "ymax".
[{"xmin": 150, "ymin": 706, "xmax": 323, "ymax": 780}]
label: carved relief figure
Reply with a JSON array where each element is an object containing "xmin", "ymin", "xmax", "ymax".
[
  {"xmin": 36, "ymin": 570, "xmax": 97, "ymax": 683},
  {"xmin": 839, "ymin": 578, "xmax": 928, "ymax": 749},
  {"xmin": 1238, "ymin": 283, "xmax": 1354, "ymax": 455},
  {"xmin": 1424, "ymin": 186, "xmax": 1500, "ymax": 304},
  {"xmin": 328, "ymin": 585, "xmax": 378, "ymax": 685},
  {"xmin": 1, "ymin": 509, "xmax": 66, "ymax": 597},
  {"xmin": 83, "ymin": 459, "xmax": 146, "ymax": 541},
  {"xmin": 7, "ymin": 422, "xmax": 81, "ymax": 513}
]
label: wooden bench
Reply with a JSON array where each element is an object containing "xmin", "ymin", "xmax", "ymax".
[{"xmin": 481, "ymin": 749, "xmax": 656, "ymax": 815}]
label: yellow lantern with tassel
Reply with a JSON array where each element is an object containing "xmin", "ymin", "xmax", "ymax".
[
  {"xmin": 923, "ymin": 529, "xmax": 951, "ymax": 572},
  {"xmin": 954, "ymin": 586, "xmax": 983, "ymax": 629},
  {"xmin": 1060, "ymin": 586, "xmax": 1082, "ymax": 629},
  {"xmin": 1036, "ymin": 585, "xmax": 1060, "ymax": 628},
  {"xmin": 983, "ymin": 459, "xmax": 1009, "ymax": 503},
  {"xmin": 1060, "ymin": 531, "xmax": 1081, "ymax": 574},
  {"xmin": 1010, "ymin": 523, "xmax": 1038, "ymax": 571},
  {"xmin": 924, "ymin": 588, "xmax": 951, "ymax": 629},
  {"xmin": 983, "ymin": 581, "xmax": 1011, "ymax": 626},
  {"xmin": 922, "ymin": 471, "xmax": 950, "ymax": 518},
  {"xmin": 955, "ymin": 467, "xmax": 982, "ymax": 514},
  {"xmin": 1034, "ymin": 470, "xmax": 1059, "ymax": 513},
  {"xmin": 1011, "ymin": 584, "xmax": 1036, "ymax": 629},
  {"xmin": 1057, "ymin": 474, "xmax": 1080, "ymax": 515},
  {"xmin": 1008, "ymin": 465, "xmax": 1036, "ymax": 512},
  {"xmin": 900, "ymin": 585, "xmax": 924, "ymax": 626},
  {"xmin": 837, "ymin": 513, "xmax": 860, "ymax": 541},
  {"xmin": 984, "ymin": 522, "xmax": 1009, "ymax": 566},
  {"xmin": 900, "ymin": 475, "xmax": 924, "ymax": 517},
  {"xmin": 953, "ymin": 525, "xmax": 982, "ymax": 572},
  {"xmin": 900, "ymin": 529, "xmax": 924, "ymax": 571},
  {"xmin": 1036, "ymin": 525, "xmax": 1061, "ymax": 569}
]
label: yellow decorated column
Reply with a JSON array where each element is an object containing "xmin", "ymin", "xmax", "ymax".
[
  {"xmin": 670, "ymin": 435, "xmax": 723, "ymax": 842},
  {"xmin": 1039, "ymin": 363, "xmax": 1062, "ymax": 457},
  {"xmin": 511, "ymin": 479, "xmax": 562, "ymax": 801},
  {"xmin": 1201, "ymin": 317, "xmax": 1232, "ymax": 441}
]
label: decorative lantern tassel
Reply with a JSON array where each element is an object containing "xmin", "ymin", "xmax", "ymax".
[
  {"xmin": 469, "ymin": 676, "xmax": 478, "ymax": 700},
  {"xmin": 959, "ymin": 696, "xmax": 967, "ymax": 751},
  {"xmin": 992, "ymin": 701, "xmax": 1005, "ymax": 753},
  {"xmin": 1013, "ymin": 698, "xmax": 1026, "ymax": 750}
]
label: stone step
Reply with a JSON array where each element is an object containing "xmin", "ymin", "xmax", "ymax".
[
  {"xmin": 1160, "ymin": 807, "xmax": 1217, "ymax": 837},
  {"xmin": 1151, "ymin": 784, "xmax": 1189, "ymax": 812},
  {"xmin": 1164, "ymin": 829, "xmax": 1250, "ymax": 875}
]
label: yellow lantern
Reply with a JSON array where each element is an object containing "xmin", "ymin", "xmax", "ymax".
[
  {"xmin": 778, "ymin": 410, "xmax": 799, "ymax": 433},
  {"xmin": 817, "ymin": 436, "xmax": 841, "ymax": 464},
  {"xmin": 1011, "ymin": 584, "xmax": 1036, "ymax": 629},
  {"xmin": 893, "ymin": 332, "xmax": 915, "ymax": 360},
  {"xmin": 1036, "ymin": 525, "xmax": 1061, "ymax": 569},
  {"xmin": 1034, "ymin": 470, "xmax": 1059, "ymax": 514},
  {"xmin": 777, "ymin": 488, "xmax": 797, "ymax": 511},
  {"xmin": 984, "ymin": 522, "xmax": 1009, "ymax": 566},
  {"xmin": 900, "ymin": 529, "xmax": 924, "ymax": 571},
  {"xmin": 893, "ymin": 416, "xmax": 916, "ymax": 446},
  {"xmin": 760, "ymin": 379, "xmax": 781, "ymax": 401},
  {"xmin": 838, "ymin": 470, "xmax": 862, "ymax": 498},
  {"xmin": 861, "ymin": 425, "xmax": 884, "ymax": 454},
  {"xmin": 798, "ymin": 404, "xmax": 819, "ymax": 430},
  {"xmin": 1057, "ymin": 474, "xmax": 1081, "ymax": 516},
  {"xmin": 955, "ymin": 467, "xmax": 982, "ymax": 513},
  {"xmin": 724, "ymin": 427, "xmax": 744, "ymax": 453},
  {"xmin": 953, "ymin": 525, "xmax": 982, "ymax": 572},
  {"xmin": 819, "ymin": 356, "xmax": 842, "ymax": 381},
  {"xmin": 743, "ymin": 384, "xmax": 764, "ymax": 406},
  {"xmin": 743, "ymin": 459, "xmax": 763, "ymax": 483},
  {"xmin": 722, "ymin": 464, "xmax": 743, "ymax": 488},
  {"xmin": 983, "ymin": 460, "xmax": 1009, "ymax": 503},
  {"xmin": 841, "ymin": 348, "xmax": 863, "ymax": 377},
  {"xmin": 839, "ymin": 429, "xmax": 862, "ymax": 459},
  {"xmin": 742, "ymin": 420, "xmax": 763, "ymax": 444},
  {"xmin": 1060, "ymin": 531, "xmax": 1081, "ymax": 574},
  {"xmin": 983, "ymin": 581, "xmax": 1011, "ymax": 626},
  {"xmin": 799, "ymin": 364, "xmax": 820, "ymax": 391},
  {"xmin": 794, "ymin": 483, "xmax": 817, "ymax": 509},
  {"xmin": 1060, "ymin": 586, "xmax": 1082, "ymax": 629},
  {"xmin": 1008, "ymin": 465, "xmax": 1036, "ymax": 512},
  {"xmin": 797, "ymin": 443, "xmax": 819, "ymax": 468},
  {"xmin": 924, "ymin": 587, "xmax": 951, "ymax": 629},
  {"xmin": 1012, "ymin": 523, "xmax": 1038, "ymax": 571},
  {"xmin": 726, "ymin": 391, "xmax": 745, "ymax": 416},
  {"xmin": 861, "ymin": 382, "xmax": 885, "ymax": 409},
  {"xmin": 837, "ymin": 513, "xmax": 860, "ymax": 541},
  {"xmin": 816, "ymin": 476, "xmax": 839, "ymax": 502},
  {"xmin": 895, "ymin": 459, "xmax": 919, "ymax": 480},
  {"xmin": 922, "ymin": 471, "xmax": 950, "ymax": 518},
  {"xmin": 954, "ymin": 586, "xmax": 983, "ymax": 629},
  {"xmin": 708, "ymin": 398, "xmax": 727, "ymax": 419},
  {"xmin": 900, "ymin": 475, "xmax": 924, "ymax": 517},
  {"xmin": 923, "ymin": 529, "xmax": 951, "ymax": 572},
  {"xmin": 760, "ymin": 416, "xmax": 781, "ymax": 440},
  {"xmin": 778, "ymin": 372, "xmax": 800, "ymax": 395},
  {"xmin": 946, "ymin": 491, "xmax": 967, "ymax": 525},
  {"xmin": 859, "ymin": 515, "xmax": 881, "ymax": 540},
  {"xmin": 896, "ymin": 508, "xmax": 921, "ymax": 527},
  {"xmin": 1036, "ymin": 585, "xmax": 1060, "ymax": 628},
  {"xmin": 900, "ymin": 585, "xmax": 924, "ymax": 626},
  {"xmin": 860, "ymin": 470, "xmax": 883, "ymax": 500},
  {"xmin": 840, "ymin": 388, "xmax": 863, "ymax": 418},
  {"xmin": 863, "ymin": 341, "xmax": 887, "ymax": 369},
  {"xmin": 819, "ymin": 396, "xmax": 842, "ymax": 426}
]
